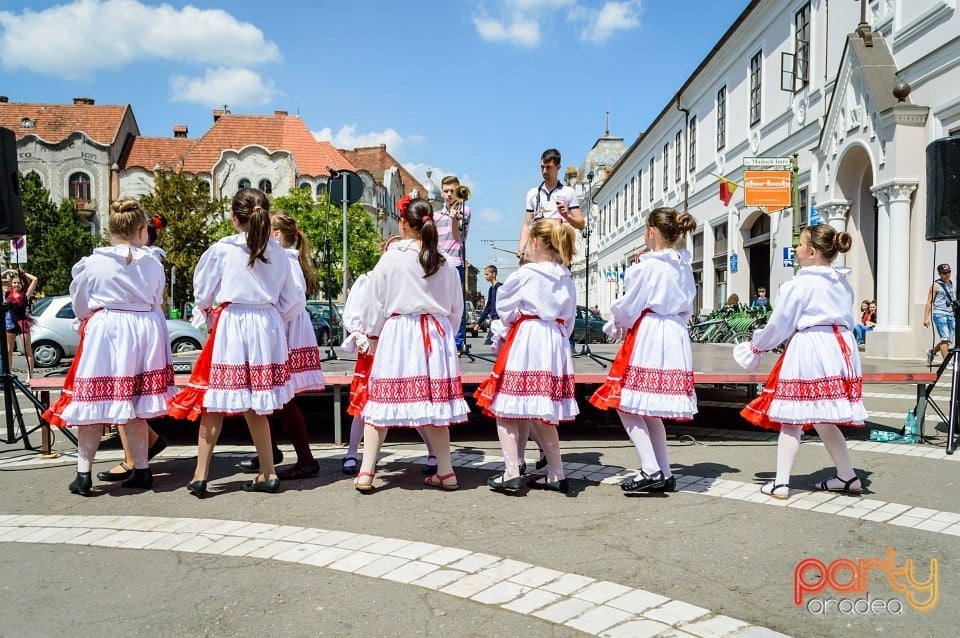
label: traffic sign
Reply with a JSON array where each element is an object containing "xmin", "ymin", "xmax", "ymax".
[
  {"xmin": 9, "ymin": 236, "xmax": 27, "ymax": 263},
  {"xmin": 744, "ymin": 157, "xmax": 792, "ymax": 167}
]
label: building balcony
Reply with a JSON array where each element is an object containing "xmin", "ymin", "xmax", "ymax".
[{"xmin": 72, "ymin": 198, "xmax": 97, "ymax": 220}]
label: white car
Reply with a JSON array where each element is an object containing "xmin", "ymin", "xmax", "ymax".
[{"xmin": 29, "ymin": 295, "xmax": 207, "ymax": 368}]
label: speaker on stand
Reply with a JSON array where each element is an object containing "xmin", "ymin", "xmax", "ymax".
[{"xmin": 921, "ymin": 134, "xmax": 960, "ymax": 454}]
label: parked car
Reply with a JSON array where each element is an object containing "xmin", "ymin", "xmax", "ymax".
[
  {"xmin": 572, "ymin": 305, "xmax": 607, "ymax": 344},
  {"xmin": 306, "ymin": 300, "xmax": 344, "ymax": 344},
  {"xmin": 30, "ymin": 295, "xmax": 207, "ymax": 368},
  {"xmin": 304, "ymin": 305, "xmax": 333, "ymax": 346},
  {"xmin": 464, "ymin": 300, "xmax": 480, "ymax": 337}
]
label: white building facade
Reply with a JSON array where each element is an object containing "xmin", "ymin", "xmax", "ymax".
[{"xmin": 588, "ymin": 0, "xmax": 960, "ymax": 359}]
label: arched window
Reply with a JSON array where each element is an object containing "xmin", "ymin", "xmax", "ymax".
[
  {"xmin": 20, "ymin": 118, "xmax": 35, "ymax": 129},
  {"xmin": 238, "ymin": 178, "xmax": 251, "ymax": 192},
  {"xmin": 316, "ymin": 182, "xmax": 328, "ymax": 198},
  {"xmin": 69, "ymin": 172, "xmax": 91, "ymax": 202},
  {"xmin": 299, "ymin": 182, "xmax": 311, "ymax": 192},
  {"xmin": 258, "ymin": 179, "xmax": 272, "ymax": 194}
]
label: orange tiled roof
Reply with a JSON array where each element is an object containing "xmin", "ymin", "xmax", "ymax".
[
  {"xmin": 120, "ymin": 136, "xmax": 194, "ymax": 172},
  {"xmin": 340, "ymin": 144, "xmax": 426, "ymax": 195},
  {"xmin": 0, "ymin": 101, "xmax": 131, "ymax": 146},
  {"xmin": 179, "ymin": 112, "xmax": 355, "ymax": 176}
]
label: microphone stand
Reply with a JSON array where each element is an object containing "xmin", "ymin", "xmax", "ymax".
[{"xmin": 572, "ymin": 172, "xmax": 612, "ymax": 367}]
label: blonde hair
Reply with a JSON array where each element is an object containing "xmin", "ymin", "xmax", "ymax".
[
  {"xmin": 529, "ymin": 218, "xmax": 577, "ymax": 266},
  {"xmin": 108, "ymin": 198, "xmax": 148, "ymax": 240}
]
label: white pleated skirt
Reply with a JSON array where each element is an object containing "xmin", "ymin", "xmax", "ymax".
[
  {"xmin": 485, "ymin": 319, "xmax": 578, "ymax": 425},
  {"xmin": 203, "ymin": 305, "xmax": 293, "ymax": 415},
  {"xmin": 57, "ymin": 309, "xmax": 175, "ymax": 426},
  {"xmin": 362, "ymin": 313, "xmax": 469, "ymax": 427},
  {"xmin": 767, "ymin": 326, "xmax": 867, "ymax": 427},
  {"xmin": 617, "ymin": 314, "xmax": 697, "ymax": 419},
  {"xmin": 287, "ymin": 309, "xmax": 325, "ymax": 394}
]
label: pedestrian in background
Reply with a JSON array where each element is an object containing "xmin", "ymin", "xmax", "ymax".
[
  {"xmin": 923, "ymin": 264, "xmax": 956, "ymax": 367},
  {"xmin": 476, "ymin": 264, "xmax": 501, "ymax": 345}
]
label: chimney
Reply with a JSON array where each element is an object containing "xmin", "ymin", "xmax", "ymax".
[
  {"xmin": 274, "ymin": 110, "xmax": 288, "ymax": 117},
  {"xmin": 73, "ymin": 97, "xmax": 95, "ymax": 105},
  {"xmin": 0, "ymin": 96, "xmax": 8, "ymax": 103},
  {"xmin": 213, "ymin": 109, "xmax": 225, "ymax": 122},
  {"xmin": 173, "ymin": 125, "xmax": 188, "ymax": 138}
]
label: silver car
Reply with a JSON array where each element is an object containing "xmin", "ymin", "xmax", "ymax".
[{"xmin": 29, "ymin": 295, "xmax": 207, "ymax": 368}]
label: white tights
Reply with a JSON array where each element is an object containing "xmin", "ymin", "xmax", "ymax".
[
  {"xmin": 774, "ymin": 423, "xmax": 856, "ymax": 485},
  {"xmin": 619, "ymin": 411, "xmax": 672, "ymax": 478},
  {"xmin": 76, "ymin": 420, "xmax": 149, "ymax": 473}
]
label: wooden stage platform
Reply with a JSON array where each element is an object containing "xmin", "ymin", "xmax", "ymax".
[{"xmin": 25, "ymin": 342, "xmax": 938, "ymax": 453}]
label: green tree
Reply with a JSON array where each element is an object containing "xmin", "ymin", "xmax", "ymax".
[
  {"xmin": 18, "ymin": 172, "xmax": 95, "ymax": 295},
  {"xmin": 139, "ymin": 172, "xmax": 228, "ymax": 312},
  {"xmin": 271, "ymin": 188, "xmax": 380, "ymax": 299}
]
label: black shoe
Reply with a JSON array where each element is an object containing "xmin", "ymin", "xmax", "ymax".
[
  {"xmin": 237, "ymin": 448, "xmax": 283, "ymax": 473},
  {"xmin": 186, "ymin": 480, "xmax": 207, "ymax": 498},
  {"xmin": 121, "ymin": 468, "xmax": 153, "ymax": 490},
  {"xmin": 487, "ymin": 474, "xmax": 523, "ymax": 492},
  {"xmin": 621, "ymin": 470, "xmax": 666, "ymax": 492},
  {"xmin": 97, "ymin": 462, "xmax": 132, "ymax": 482},
  {"xmin": 147, "ymin": 435, "xmax": 168, "ymax": 460},
  {"xmin": 69, "ymin": 472, "xmax": 92, "ymax": 496},
  {"xmin": 518, "ymin": 460, "xmax": 527, "ymax": 476},
  {"xmin": 527, "ymin": 476, "xmax": 569, "ymax": 493},
  {"xmin": 277, "ymin": 460, "xmax": 320, "ymax": 480},
  {"xmin": 648, "ymin": 475, "xmax": 676, "ymax": 493},
  {"xmin": 422, "ymin": 455, "xmax": 438, "ymax": 476},
  {"xmin": 535, "ymin": 455, "xmax": 548, "ymax": 471},
  {"xmin": 242, "ymin": 478, "xmax": 280, "ymax": 493},
  {"xmin": 342, "ymin": 457, "xmax": 358, "ymax": 476}
]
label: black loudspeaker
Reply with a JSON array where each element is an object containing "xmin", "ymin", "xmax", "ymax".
[
  {"xmin": 0, "ymin": 127, "xmax": 27, "ymax": 239},
  {"xmin": 926, "ymin": 134, "xmax": 960, "ymax": 242}
]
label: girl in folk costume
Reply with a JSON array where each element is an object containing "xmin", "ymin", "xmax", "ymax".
[
  {"xmin": 270, "ymin": 210, "xmax": 325, "ymax": 479},
  {"xmin": 44, "ymin": 198, "xmax": 176, "ymax": 495},
  {"xmin": 169, "ymin": 188, "xmax": 301, "ymax": 496},
  {"xmin": 96, "ymin": 213, "xmax": 170, "ymax": 483},
  {"xmin": 590, "ymin": 207, "xmax": 698, "ymax": 493},
  {"xmin": 476, "ymin": 218, "xmax": 578, "ymax": 493},
  {"xmin": 734, "ymin": 224, "xmax": 866, "ymax": 499},
  {"xmin": 354, "ymin": 196, "xmax": 469, "ymax": 492}
]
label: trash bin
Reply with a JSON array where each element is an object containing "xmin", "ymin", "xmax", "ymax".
[{"xmin": 170, "ymin": 309, "xmax": 181, "ymax": 319}]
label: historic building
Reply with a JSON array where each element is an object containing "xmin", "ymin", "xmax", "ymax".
[
  {"xmin": 0, "ymin": 97, "xmax": 139, "ymax": 234},
  {"xmin": 588, "ymin": 0, "xmax": 960, "ymax": 359}
]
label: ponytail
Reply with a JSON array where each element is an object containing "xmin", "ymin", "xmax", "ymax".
[
  {"xmin": 231, "ymin": 188, "xmax": 271, "ymax": 267},
  {"xmin": 296, "ymin": 231, "xmax": 318, "ymax": 295},
  {"xmin": 399, "ymin": 197, "xmax": 444, "ymax": 277}
]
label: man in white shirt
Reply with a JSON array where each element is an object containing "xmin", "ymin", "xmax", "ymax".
[{"xmin": 517, "ymin": 148, "xmax": 585, "ymax": 259}]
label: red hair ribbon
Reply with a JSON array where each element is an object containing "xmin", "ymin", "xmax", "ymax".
[
  {"xmin": 422, "ymin": 215, "xmax": 431, "ymax": 224},
  {"xmin": 151, "ymin": 214, "xmax": 167, "ymax": 229},
  {"xmin": 396, "ymin": 194, "xmax": 413, "ymax": 216}
]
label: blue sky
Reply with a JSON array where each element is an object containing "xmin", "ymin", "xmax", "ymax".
[{"xmin": 0, "ymin": 0, "xmax": 750, "ymax": 275}]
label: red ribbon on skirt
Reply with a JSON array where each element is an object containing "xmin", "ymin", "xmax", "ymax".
[
  {"xmin": 42, "ymin": 310, "xmax": 101, "ymax": 428},
  {"xmin": 588, "ymin": 311, "xmax": 649, "ymax": 411},
  {"xmin": 347, "ymin": 351, "xmax": 374, "ymax": 417},
  {"xmin": 473, "ymin": 315, "xmax": 538, "ymax": 416},
  {"xmin": 167, "ymin": 304, "xmax": 229, "ymax": 421}
]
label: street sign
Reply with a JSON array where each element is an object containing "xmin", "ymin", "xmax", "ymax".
[
  {"xmin": 744, "ymin": 170, "xmax": 792, "ymax": 208},
  {"xmin": 809, "ymin": 204, "xmax": 821, "ymax": 226},
  {"xmin": 744, "ymin": 157, "xmax": 792, "ymax": 167},
  {"xmin": 729, "ymin": 252, "xmax": 739, "ymax": 273},
  {"xmin": 9, "ymin": 236, "xmax": 27, "ymax": 263},
  {"xmin": 329, "ymin": 171, "xmax": 363, "ymax": 206},
  {"xmin": 782, "ymin": 246, "xmax": 795, "ymax": 267}
]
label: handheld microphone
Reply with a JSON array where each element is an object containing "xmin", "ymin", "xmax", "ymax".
[{"xmin": 327, "ymin": 166, "xmax": 341, "ymax": 178}]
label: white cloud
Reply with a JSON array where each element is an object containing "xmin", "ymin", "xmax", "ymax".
[
  {"xmin": 312, "ymin": 125, "xmax": 410, "ymax": 153},
  {"xmin": 574, "ymin": 1, "xmax": 642, "ymax": 43},
  {"xmin": 0, "ymin": 0, "xmax": 280, "ymax": 76},
  {"xmin": 473, "ymin": 13, "xmax": 542, "ymax": 48},
  {"xmin": 477, "ymin": 207, "xmax": 503, "ymax": 223},
  {"xmin": 473, "ymin": 0, "xmax": 641, "ymax": 47},
  {"xmin": 170, "ymin": 67, "xmax": 276, "ymax": 107}
]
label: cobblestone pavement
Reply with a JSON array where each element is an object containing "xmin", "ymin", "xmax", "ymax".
[{"xmin": 0, "ymin": 346, "xmax": 956, "ymax": 637}]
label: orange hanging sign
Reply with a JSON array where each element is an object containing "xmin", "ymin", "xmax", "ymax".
[{"xmin": 744, "ymin": 170, "xmax": 792, "ymax": 209}]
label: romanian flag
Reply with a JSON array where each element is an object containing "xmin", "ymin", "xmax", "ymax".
[{"xmin": 719, "ymin": 177, "xmax": 738, "ymax": 206}]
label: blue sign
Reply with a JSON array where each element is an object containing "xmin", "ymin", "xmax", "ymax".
[
  {"xmin": 782, "ymin": 246, "xmax": 795, "ymax": 268},
  {"xmin": 729, "ymin": 252, "xmax": 739, "ymax": 273},
  {"xmin": 809, "ymin": 204, "xmax": 820, "ymax": 226}
]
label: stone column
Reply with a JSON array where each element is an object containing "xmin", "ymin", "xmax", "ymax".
[
  {"xmin": 871, "ymin": 179, "xmax": 918, "ymax": 328},
  {"xmin": 817, "ymin": 200, "xmax": 851, "ymax": 267}
]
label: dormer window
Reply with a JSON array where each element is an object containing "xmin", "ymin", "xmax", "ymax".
[
  {"xmin": 258, "ymin": 179, "xmax": 273, "ymax": 195},
  {"xmin": 20, "ymin": 118, "xmax": 35, "ymax": 129}
]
